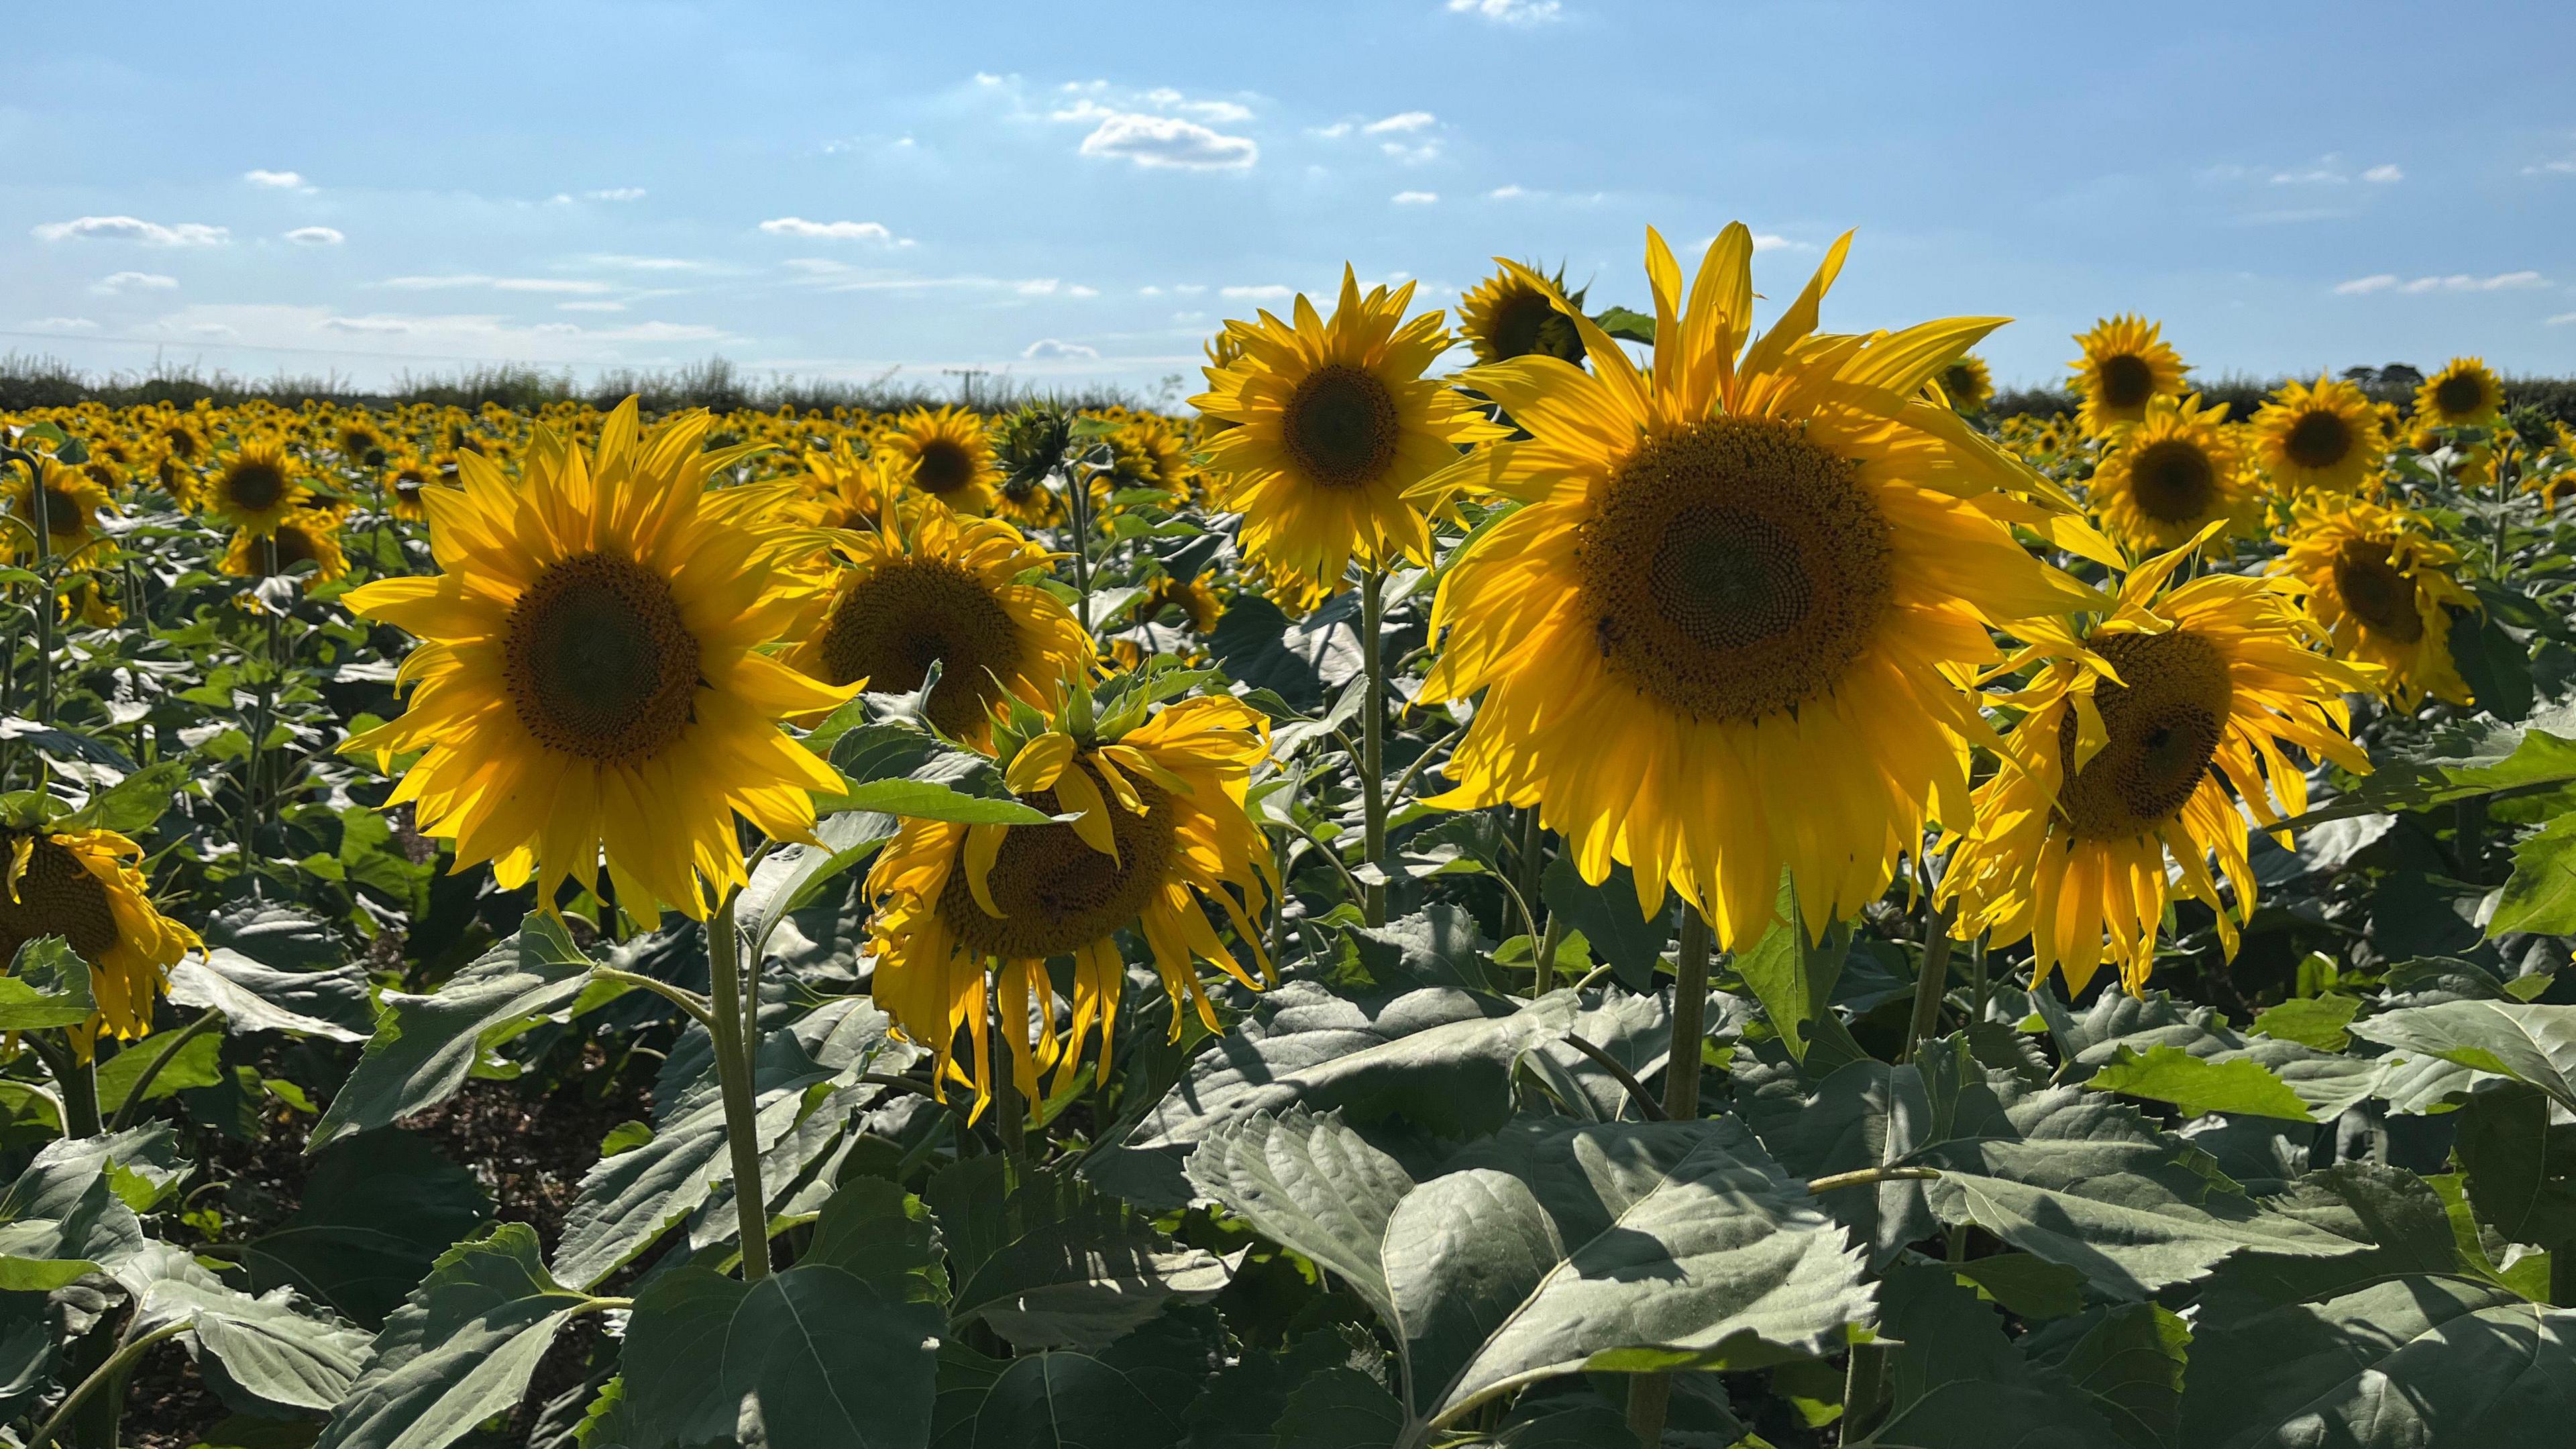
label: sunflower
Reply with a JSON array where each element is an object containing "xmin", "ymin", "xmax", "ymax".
[
  {"xmin": 385, "ymin": 453, "xmax": 441, "ymax": 521},
  {"xmin": 1457, "ymin": 262, "xmax": 1588, "ymax": 366},
  {"xmin": 2250, "ymin": 372, "xmax": 2386, "ymax": 496},
  {"xmin": 221, "ymin": 508, "xmax": 351, "ymax": 591},
  {"xmin": 2414, "ymin": 357, "xmax": 2504, "ymax": 429},
  {"xmin": 2069, "ymin": 315, "xmax": 2187, "ymax": 437},
  {"xmin": 1, "ymin": 828, "xmax": 201, "ymax": 1055},
  {"xmin": 1140, "ymin": 572, "xmax": 1224, "ymax": 633},
  {"xmin": 337, "ymin": 415, "xmax": 392, "ymax": 464},
  {"xmin": 1933, "ymin": 354, "xmax": 1994, "ymax": 414},
  {"xmin": 865, "ymin": 693, "xmax": 1274, "ymax": 1113},
  {"xmin": 2271, "ymin": 495, "xmax": 2475, "ymax": 708},
  {"xmin": 2087, "ymin": 393, "xmax": 2258, "ymax": 557},
  {"xmin": 794, "ymin": 443, "xmax": 892, "ymax": 536},
  {"xmin": 1193, "ymin": 268, "xmax": 1503, "ymax": 589},
  {"xmin": 883, "ymin": 407, "xmax": 999, "ymax": 514},
  {"xmin": 341, "ymin": 398, "xmax": 851, "ymax": 920},
  {"xmin": 207, "ymin": 438, "xmax": 311, "ymax": 535},
  {"xmin": 1417, "ymin": 224, "xmax": 2098, "ymax": 947},
  {"xmin": 60, "ymin": 574, "xmax": 123, "ymax": 628},
  {"xmin": 782, "ymin": 498, "xmax": 1091, "ymax": 741},
  {"xmin": 1945, "ymin": 539, "xmax": 2369, "ymax": 997},
  {"xmin": 3, "ymin": 455, "xmax": 116, "ymax": 556}
]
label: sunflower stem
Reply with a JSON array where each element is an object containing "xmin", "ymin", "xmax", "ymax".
[
  {"xmin": 21, "ymin": 1317, "xmax": 188, "ymax": 1449},
  {"xmin": 1625, "ymin": 904, "xmax": 1713, "ymax": 1445},
  {"xmin": 30, "ymin": 1034, "xmax": 101, "ymax": 1140},
  {"xmin": 1358, "ymin": 568, "xmax": 1389, "ymax": 926},
  {"xmin": 1844, "ymin": 1338, "xmax": 1895, "ymax": 1441},
  {"xmin": 705, "ymin": 892, "xmax": 771, "ymax": 1281},
  {"xmin": 1064, "ymin": 457, "xmax": 1095, "ymax": 635},
  {"xmin": 106, "ymin": 1010, "xmax": 222, "ymax": 1133}
]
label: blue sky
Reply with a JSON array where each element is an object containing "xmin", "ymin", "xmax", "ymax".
[{"xmin": 10, "ymin": 0, "xmax": 2576, "ymax": 399}]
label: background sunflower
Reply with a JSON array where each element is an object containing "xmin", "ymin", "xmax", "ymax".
[
  {"xmin": 2069, "ymin": 314, "xmax": 2188, "ymax": 437},
  {"xmin": 2271, "ymin": 494, "xmax": 2476, "ymax": 707}
]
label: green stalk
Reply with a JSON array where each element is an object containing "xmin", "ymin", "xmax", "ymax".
[
  {"xmin": 1065, "ymin": 459, "xmax": 1095, "ymax": 634},
  {"xmin": 22, "ymin": 1318, "xmax": 187, "ymax": 1449},
  {"xmin": 1358, "ymin": 568, "xmax": 1389, "ymax": 926},
  {"xmin": 1844, "ymin": 1338, "xmax": 1894, "ymax": 1440},
  {"xmin": 704, "ymin": 893, "xmax": 771, "ymax": 1281},
  {"xmin": 29, "ymin": 1034, "xmax": 101, "ymax": 1140},
  {"xmin": 1902, "ymin": 906, "xmax": 1957, "ymax": 1062},
  {"xmin": 105, "ymin": 1010, "xmax": 221, "ymax": 1132},
  {"xmin": 1625, "ymin": 905, "xmax": 1713, "ymax": 1443}
]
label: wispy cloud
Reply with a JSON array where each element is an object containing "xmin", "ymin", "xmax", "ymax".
[
  {"xmin": 2335, "ymin": 270, "xmax": 2545, "ymax": 295},
  {"xmin": 2525, "ymin": 156, "xmax": 2576, "ymax": 176},
  {"xmin": 1363, "ymin": 111, "xmax": 1437, "ymax": 135},
  {"xmin": 551, "ymin": 186, "xmax": 647, "ymax": 204},
  {"xmin": 1446, "ymin": 0, "xmax": 1562, "ymax": 24},
  {"xmin": 1221, "ymin": 284, "xmax": 1294, "ymax": 301},
  {"xmin": 92, "ymin": 272, "xmax": 177, "ymax": 295},
  {"xmin": 33, "ymin": 216, "xmax": 228, "ymax": 246},
  {"xmin": 284, "ymin": 226, "xmax": 345, "ymax": 246},
  {"xmin": 758, "ymin": 216, "xmax": 906, "ymax": 242},
  {"xmin": 1392, "ymin": 191, "xmax": 1439, "ymax": 205},
  {"xmin": 26, "ymin": 317, "xmax": 98, "ymax": 332},
  {"xmin": 244, "ymin": 168, "xmax": 315, "ymax": 192},
  {"xmin": 378, "ymin": 274, "xmax": 618, "ymax": 294},
  {"xmin": 1022, "ymin": 338, "xmax": 1098, "ymax": 360},
  {"xmin": 1077, "ymin": 112, "xmax": 1258, "ymax": 170}
]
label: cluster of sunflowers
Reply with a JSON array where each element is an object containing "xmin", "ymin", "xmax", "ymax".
[{"xmin": 1, "ymin": 221, "xmax": 2565, "ymax": 1118}]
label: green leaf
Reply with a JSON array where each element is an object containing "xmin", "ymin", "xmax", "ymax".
[
  {"xmin": 2248, "ymin": 994, "xmax": 2363, "ymax": 1053},
  {"xmin": 167, "ymin": 948, "xmax": 374, "ymax": 1042},
  {"xmin": 133, "ymin": 1271, "xmax": 372, "ymax": 1417},
  {"xmin": 1340, "ymin": 905, "xmax": 1499, "ymax": 995},
  {"xmin": 930, "ymin": 1315, "xmax": 1208, "ymax": 1449},
  {"xmin": 926, "ymin": 1155, "xmax": 1228, "ymax": 1351},
  {"xmin": 63, "ymin": 759, "xmax": 191, "ymax": 833},
  {"xmin": 815, "ymin": 720, "xmax": 1048, "ymax": 822},
  {"xmin": 621, "ymin": 1263, "xmax": 943, "ymax": 1449},
  {"xmin": 1736, "ymin": 1044, "xmax": 2006, "ymax": 1269},
  {"xmin": 1538, "ymin": 854, "xmax": 1670, "ymax": 992},
  {"xmin": 309, "ymin": 918, "xmax": 594, "ymax": 1150},
  {"xmin": 2283, "ymin": 700, "xmax": 2576, "ymax": 825},
  {"xmin": 2085, "ymin": 1044, "xmax": 2318, "ymax": 1122},
  {"xmin": 1847, "ymin": 1265, "xmax": 2125, "ymax": 1448},
  {"xmin": 315, "ymin": 1225, "xmax": 598, "ymax": 1449},
  {"xmin": 1183, "ymin": 1108, "xmax": 1413, "ymax": 1327},
  {"xmin": 95, "ymin": 1028, "xmax": 225, "ymax": 1113},
  {"xmin": 827, "ymin": 779, "xmax": 1055, "ymax": 824},
  {"xmin": 1948, "ymin": 1254, "xmax": 2087, "ymax": 1320},
  {"xmin": 2494, "ymin": 812, "xmax": 2576, "ymax": 936},
  {"xmin": 2035, "ymin": 1303, "xmax": 2190, "ymax": 1449},
  {"xmin": 1274, "ymin": 1367, "xmax": 1407, "ymax": 1449},
  {"xmin": 201, "ymin": 902, "xmax": 343, "ymax": 971},
  {"xmin": 1591, "ymin": 306, "xmax": 1656, "ymax": 345},
  {"xmin": 1729, "ymin": 894, "xmax": 1866, "ymax": 1069},
  {"xmin": 1206, "ymin": 594, "xmax": 1360, "ymax": 714},
  {"xmin": 736, "ymin": 810, "xmax": 898, "ymax": 958},
  {"xmin": 2035, "ymin": 985, "xmax": 2381, "ymax": 1121},
  {"xmin": 2350, "ymin": 999, "xmax": 2576, "ymax": 1113},
  {"xmin": 241, "ymin": 1130, "xmax": 492, "ymax": 1328},
  {"xmin": 2450, "ymin": 1083, "xmax": 2576, "ymax": 1253},
  {"xmin": 0, "ymin": 936, "xmax": 97, "ymax": 1032},
  {"xmin": 805, "ymin": 1176, "xmax": 948, "ymax": 1305}
]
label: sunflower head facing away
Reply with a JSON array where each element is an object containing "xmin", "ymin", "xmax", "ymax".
[
  {"xmin": 1933, "ymin": 354, "xmax": 1995, "ymax": 414},
  {"xmin": 1946, "ymin": 541, "xmax": 2369, "ymax": 998},
  {"xmin": 1419, "ymin": 223, "xmax": 2098, "ymax": 948},
  {"xmin": 1192, "ymin": 266, "xmax": 1505, "ymax": 589},
  {"xmin": 221, "ymin": 508, "xmax": 351, "ymax": 592},
  {"xmin": 2414, "ymin": 357, "xmax": 2504, "ymax": 430},
  {"xmin": 208, "ymin": 437, "xmax": 311, "ymax": 535},
  {"xmin": 2272, "ymin": 495, "xmax": 2475, "ymax": 708},
  {"xmin": 2088, "ymin": 392, "xmax": 2258, "ymax": 557},
  {"xmin": 2251, "ymin": 372, "xmax": 2387, "ymax": 496},
  {"xmin": 1458, "ymin": 262, "xmax": 1589, "ymax": 367},
  {"xmin": 341, "ymin": 398, "xmax": 852, "ymax": 920},
  {"xmin": 866, "ymin": 691, "xmax": 1274, "ymax": 1114},
  {"xmin": 2069, "ymin": 315, "xmax": 2188, "ymax": 437},
  {"xmin": 884, "ymin": 407, "xmax": 999, "ymax": 514},
  {"xmin": 1, "ymin": 828, "xmax": 201, "ymax": 1056},
  {"xmin": 784, "ymin": 498, "xmax": 1091, "ymax": 741}
]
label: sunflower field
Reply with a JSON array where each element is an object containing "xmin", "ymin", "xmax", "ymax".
[{"xmin": 4, "ymin": 225, "xmax": 2576, "ymax": 1449}]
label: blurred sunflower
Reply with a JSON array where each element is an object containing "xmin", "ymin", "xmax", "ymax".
[
  {"xmin": 337, "ymin": 415, "xmax": 392, "ymax": 464},
  {"xmin": 1419, "ymin": 223, "xmax": 2097, "ymax": 946},
  {"xmin": 2271, "ymin": 495, "xmax": 2475, "ymax": 708},
  {"xmin": 60, "ymin": 574, "xmax": 123, "ymax": 628},
  {"xmin": 794, "ymin": 443, "xmax": 892, "ymax": 535},
  {"xmin": 783, "ymin": 499, "xmax": 1091, "ymax": 741},
  {"xmin": 1945, "ymin": 539, "xmax": 2369, "ymax": 997},
  {"xmin": 341, "ymin": 398, "xmax": 851, "ymax": 920},
  {"xmin": 865, "ymin": 693, "xmax": 1273, "ymax": 1114},
  {"xmin": 2250, "ymin": 373, "xmax": 2386, "ymax": 496},
  {"xmin": 207, "ymin": 438, "xmax": 311, "ymax": 535},
  {"xmin": 883, "ymin": 407, "xmax": 999, "ymax": 514},
  {"xmin": 386, "ymin": 453, "xmax": 439, "ymax": 522},
  {"xmin": 1934, "ymin": 354, "xmax": 1994, "ymax": 414},
  {"xmin": 2088, "ymin": 393, "xmax": 2257, "ymax": 557},
  {"xmin": 0, "ymin": 827, "xmax": 201, "ymax": 1055},
  {"xmin": 2070, "ymin": 315, "xmax": 2186, "ymax": 437},
  {"xmin": 1193, "ymin": 268, "xmax": 1503, "ymax": 588},
  {"xmin": 1141, "ymin": 572, "xmax": 1224, "ymax": 633},
  {"xmin": 1457, "ymin": 262, "xmax": 1588, "ymax": 366},
  {"xmin": 221, "ymin": 508, "xmax": 350, "ymax": 591},
  {"xmin": 2414, "ymin": 357, "xmax": 2504, "ymax": 429},
  {"xmin": 3, "ymin": 455, "xmax": 116, "ymax": 557}
]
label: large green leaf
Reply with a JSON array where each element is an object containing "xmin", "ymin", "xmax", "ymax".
[
  {"xmin": 2281, "ymin": 700, "xmax": 2576, "ymax": 825},
  {"xmin": 0, "ymin": 936, "xmax": 97, "ymax": 1032},
  {"xmin": 2449, "ymin": 1082, "xmax": 2576, "ymax": 1254},
  {"xmin": 310, "ymin": 918, "xmax": 595, "ymax": 1150},
  {"xmin": 930, "ymin": 1312, "xmax": 1210, "ymax": 1449},
  {"xmin": 131, "ymin": 1265, "xmax": 372, "ymax": 1416},
  {"xmin": 2084, "ymin": 1045, "xmax": 2317, "ymax": 1122},
  {"xmin": 814, "ymin": 720, "xmax": 1054, "ymax": 822},
  {"xmin": 1183, "ymin": 1108, "xmax": 1412, "ymax": 1326},
  {"xmin": 1729, "ymin": 900, "xmax": 1866, "ymax": 1069},
  {"xmin": 166, "ymin": 947, "xmax": 374, "ymax": 1042},
  {"xmin": 2035, "ymin": 986, "xmax": 2381, "ymax": 1121},
  {"xmin": 1538, "ymin": 855, "xmax": 1670, "ymax": 991},
  {"xmin": 241, "ymin": 1130, "xmax": 491, "ymax": 1328},
  {"xmin": 317, "ymin": 1225, "xmax": 605, "ymax": 1449},
  {"xmin": 926, "ymin": 1155, "xmax": 1227, "ymax": 1351},
  {"xmin": 1845, "ymin": 1264, "xmax": 2126, "ymax": 1448},
  {"xmin": 2351, "ymin": 998, "xmax": 2576, "ymax": 1113},
  {"xmin": 736, "ymin": 809, "xmax": 898, "ymax": 959}
]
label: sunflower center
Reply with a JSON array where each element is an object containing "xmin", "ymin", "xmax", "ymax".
[
  {"xmin": 1578, "ymin": 418, "xmax": 1891, "ymax": 724},
  {"xmin": 816, "ymin": 558, "xmax": 1026, "ymax": 737},
  {"xmin": 0, "ymin": 837, "xmax": 120, "ymax": 969},
  {"xmin": 936, "ymin": 766, "xmax": 1177, "ymax": 960},
  {"xmin": 1280, "ymin": 365, "xmax": 1401, "ymax": 490},
  {"xmin": 502, "ymin": 551, "xmax": 702, "ymax": 765},
  {"xmin": 2284, "ymin": 409, "xmax": 2353, "ymax": 470},
  {"xmin": 40, "ymin": 489, "xmax": 85, "ymax": 536},
  {"xmin": 2057, "ymin": 631, "xmax": 2232, "ymax": 840},
  {"xmin": 225, "ymin": 460, "xmax": 286, "ymax": 513},
  {"xmin": 163, "ymin": 429, "xmax": 198, "ymax": 460},
  {"xmin": 2096, "ymin": 353, "xmax": 2157, "ymax": 409},
  {"xmin": 2433, "ymin": 374, "xmax": 2485, "ymax": 418},
  {"xmin": 1489, "ymin": 290, "xmax": 1580, "ymax": 364},
  {"xmin": 268, "ymin": 526, "xmax": 320, "ymax": 571},
  {"xmin": 912, "ymin": 439, "xmax": 975, "ymax": 496},
  {"xmin": 1941, "ymin": 363, "xmax": 1979, "ymax": 398},
  {"xmin": 2127, "ymin": 439, "xmax": 2217, "ymax": 523},
  {"xmin": 2331, "ymin": 540, "xmax": 2424, "ymax": 643}
]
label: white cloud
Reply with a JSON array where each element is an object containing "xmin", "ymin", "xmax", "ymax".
[
  {"xmin": 27, "ymin": 317, "xmax": 98, "ymax": 332},
  {"xmin": 1077, "ymin": 113, "xmax": 1257, "ymax": 170},
  {"xmin": 379, "ymin": 274, "xmax": 616, "ymax": 294},
  {"xmin": 757, "ymin": 217, "xmax": 900, "ymax": 241},
  {"xmin": 2548, "ymin": 311, "xmax": 2576, "ymax": 326},
  {"xmin": 1139, "ymin": 87, "xmax": 1253, "ymax": 123},
  {"xmin": 244, "ymin": 169, "xmax": 313, "ymax": 191},
  {"xmin": 1311, "ymin": 121, "xmax": 1353, "ymax": 140},
  {"xmin": 2264, "ymin": 154, "xmax": 2404, "ymax": 186},
  {"xmin": 2336, "ymin": 270, "xmax": 2544, "ymax": 295},
  {"xmin": 2524, "ymin": 156, "xmax": 2576, "ymax": 176},
  {"xmin": 567, "ymin": 186, "xmax": 647, "ymax": 202},
  {"xmin": 92, "ymin": 272, "xmax": 178, "ymax": 295},
  {"xmin": 1022, "ymin": 338, "xmax": 1099, "ymax": 360},
  {"xmin": 1017, "ymin": 278, "xmax": 1062, "ymax": 295},
  {"xmin": 1751, "ymin": 233, "xmax": 1812, "ymax": 252},
  {"xmin": 1381, "ymin": 140, "xmax": 1442, "ymax": 165},
  {"xmin": 558, "ymin": 301, "xmax": 627, "ymax": 313},
  {"xmin": 1138, "ymin": 284, "xmax": 1165, "ymax": 296},
  {"xmin": 2362, "ymin": 164, "xmax": 2404, "ymax": 184},
  {"xmin": 1222, "ymin": 284, "xmax": 1293, "ymax": 301},
  {"xmin": 1446, "ymin": 0, "xmax": 1562, "ymax": 24},
  {"xmin": 1393, "ymin": 190, "xmax": 1439, "ymax": 205},
  {"xmin": 284, "ymin": 226, "xmax": 345, "ymax": 246},
  {"xmin": 1487, "ymin": 184, "xmax": 1529, "ymax": 199},
  {"xmin": 33, "ymin": 216, "xmax": 228, "ymax": 246},
  {"xmin": 1364, "ymin": 111, "xmax": 1437, "ymax": 135},
  {"xmin": 1067, "ymin": 284, "xmax": 1099, "ymax": 298}
]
